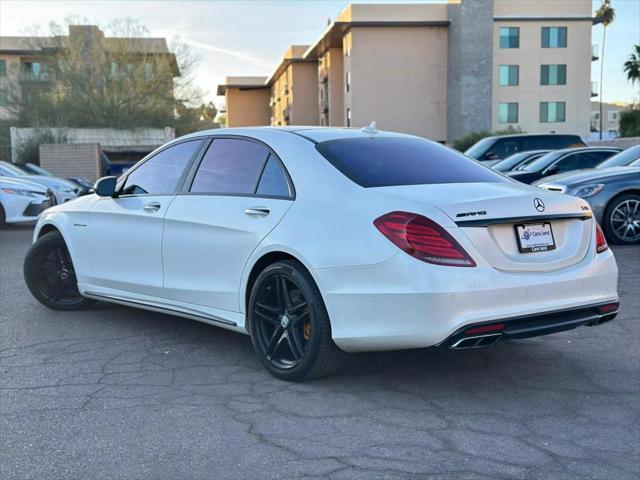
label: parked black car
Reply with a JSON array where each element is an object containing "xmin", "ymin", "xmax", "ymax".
[
  {"xmin": 492, "ymin": 150, "xmax": 551, "ymax": 172},
  {"xmin": 507, "ymin": 147, "xmax": 621, "ymax": 184},
  {"xmin": 465, "ymin": 134, "xmax": 586, "ymax": 162}
]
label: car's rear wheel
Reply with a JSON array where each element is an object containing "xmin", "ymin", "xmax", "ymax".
[
  {"xmin": 0, "ymin": 204, "xmax": 6, "ymax": 227},
  {"xmin": 24, "ymin": 230, "xmax": 95, "ymax": 310},
  {"xmin": 604, "ymin": 194, "xmax": 640, "ymax": 245},
  {"xmin": 248, "ymin": 260, "xmax": 346, "ymax": 381}
]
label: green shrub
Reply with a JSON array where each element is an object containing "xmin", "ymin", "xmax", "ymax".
[
  {"xmin": 451, "ymin": 125, "xmax": 524, "ymax": 152},
  {"xmin": 619, "ymin": 109, "xmax": 640, "ymax": 137}
]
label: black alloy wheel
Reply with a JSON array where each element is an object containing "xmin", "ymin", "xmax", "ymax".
[
  {"xmin": 248, "ymin": 260, "xmax": 346, "ymax": 381},
  {"xmin": 605, "ymin": 194, "xmax": 640, "ymax": 245},
  {"xmin": 24, "ymin": 231, "xmax": 95, "ymax": 310}
]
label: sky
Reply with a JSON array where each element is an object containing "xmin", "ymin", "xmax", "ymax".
[{"xmin": 1, "ymin": 0, "xmax": 639, "ymax": 109}]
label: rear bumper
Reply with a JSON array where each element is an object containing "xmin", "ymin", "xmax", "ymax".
[
  {"xmin": 313, "ymin": 248, "xmax": 619, "ymax": 353},
  {"xmin": 440, "ymin": 301, "xmax": 618, "ymax": 350}
]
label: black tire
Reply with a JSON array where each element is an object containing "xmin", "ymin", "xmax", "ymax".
[
  {"xmin": 603, "ymin": 193, "xmax": 640, "ymax": 245},
  {"xmin": 248, "ymin": 260, "xmax": 347, "ymax": 381},
  {"xmin": 24, "ymin": 230, "xmax": 95, "ymax": 311},
  {"xmin": 0, "ymin": 204, "xmax": 6, "ymax": 227}
]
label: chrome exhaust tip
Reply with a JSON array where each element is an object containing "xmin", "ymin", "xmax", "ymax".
[{"xmin": 450, "ymin": 333, "xmax": 503, "ymax": 349}]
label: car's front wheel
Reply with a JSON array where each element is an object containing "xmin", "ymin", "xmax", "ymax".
[
  {"xmin": 24, "ymin": 230, "xmax": 95, "ymax": 310},
  {"xmin": 248, "ymin": 260, "xmax": 346, "ymax": 381},
  {"xmin": 604, "ymin": 194, "xmax": 640, "ymax": 245}
]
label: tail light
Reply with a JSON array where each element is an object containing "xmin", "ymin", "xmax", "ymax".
[
  {"xmin": 374, "ymin": 211, "xmax": 476, "ymax": 267},
  {"xmin": 595, "ymin": 223, "xmax": 608, "ymax": 253}
]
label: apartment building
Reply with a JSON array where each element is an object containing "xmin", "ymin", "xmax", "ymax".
[
  {"xmin": 590, "ymin": 102, "xmax": 629, "ymax": 138},
  {"xmin": 0, "ymin": 25, "xmax": 179, "ymax": 121},
  {"xmin": 218, "ymin": 0, "xmax": 595, "ymax": 142}
]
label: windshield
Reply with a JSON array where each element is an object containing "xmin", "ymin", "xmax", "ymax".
[
  {"xmin": 25, "ymin": 163, "xmax": 53, "ymax": 176},
  {"xmin": 464, "ymin": 137, "xmax": 495, "ymax": 159},
  {"xmin": 316, "ymin": 136, "xmax": 508, "ymax": 188},
  {"xmin": 0, "ymin": 162, "xmax": 28, "ymax": 177},
  {"xmin": 596, "ymin": 145, "xmax": 640, "ymax": 168},
  {"xmin": 491, "ymin": 152, "xmax": 541, "ymax": 172},
  {"xmin": 521, "ymin": 151, "xmax": 563, "ymax": 172}
]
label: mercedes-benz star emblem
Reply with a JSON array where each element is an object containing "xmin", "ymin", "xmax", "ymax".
[{"xmin": 534, "ymin": 198, "xmax": 545, "ymax": 212}]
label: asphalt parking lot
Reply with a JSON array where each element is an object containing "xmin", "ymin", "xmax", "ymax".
[{"xmin": 1, "ymin": 225, "xmax": 639, "ymax": 480}]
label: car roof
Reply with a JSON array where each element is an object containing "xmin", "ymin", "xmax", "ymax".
[
  {"xmin": 178, "ymin": 126, "xmax": 414, "ymax": 144},
  {"xmin": 547, "ymin": 146, "xmax": 622, "ymax": 156},
  {"xmin": 482, "ymin": 133, "xmax": 583, "ymax": 142}
]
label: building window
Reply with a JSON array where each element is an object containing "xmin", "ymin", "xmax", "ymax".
[
  {"xmin": 608, "ymin": 111, "xmax": 618, "ymax": 122},
  {"xmin": 540, "ymin": 102, "xmax": 566, "ymax": 123},
  {"xmin": 346, "ymin": 108, "xmax": 351, "ymax": 127},
  {"xmin": 0, "ymin": 60, "xmax": 6, "ymax": 76},
  {"xmin": 541, "ymin": 64, "xmax": 567, "ymax": 85},
  {"xmin": 0, "ymin": 89, "xmax": 8, "ymax": 107},
  {"xmin": 346, "ymin": 71, "xmax": 351, "ymax": 93},
  {"xmin": 542, "ymin": 27, "xmax": 567, "ymax": 48},
  {"xmin": 498, "ymin": 103, "xmax": 518, "ymax": 123},
  {"xmin": 499, "ymin": 65, "xmax": 519, "ymax": 86},
  {"xmin": 499, "ymin": 27, "xmax": 519, "ymax": 48}
]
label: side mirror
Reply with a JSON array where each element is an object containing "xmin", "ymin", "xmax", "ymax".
[{"xmin": 93, "ymin": 176, "xmax": 117, "ymax": 197}]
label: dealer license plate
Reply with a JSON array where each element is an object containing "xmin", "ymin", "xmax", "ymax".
[{"xmin": 515, "ymin": 223, "xmax": 556, "ymax": 253}]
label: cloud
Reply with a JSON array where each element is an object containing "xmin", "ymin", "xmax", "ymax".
[{"xmin": 180, "ymin": 37, "xmax": 274, "ymax": 70}]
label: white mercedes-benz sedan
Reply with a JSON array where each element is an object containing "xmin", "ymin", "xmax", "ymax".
[{"xmin": 24, "ymin": 127, "xmax": 620, "ymax": 381}]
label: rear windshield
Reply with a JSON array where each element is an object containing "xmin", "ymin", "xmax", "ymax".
[
  {"xmin": 597, "ymin": 145, "xmax": 640, "ymax": 168},
  {"xmin": 316, "ymin": 137, "xmax": 508, "ymax": 187}
]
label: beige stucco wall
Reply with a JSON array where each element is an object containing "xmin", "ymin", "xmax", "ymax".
[
  {"xmin": 0, "ymin": 53, "xmax": 22, "ymax": 120},
  {"xmin": 492, "ymin": 19, "xmax": 592, "ymax": 137},
  {"xmin": 339, "ymin": 3, "xmax": 448, "ymax": 22},
  {"xmin": 225, "ymin": 87, "xmax": 270, "ymax": 127},
  {"xmin": 270, "ymin": 65, "xmax": 291, "ymax": 125},
  {"xmin": 346, "ymin": 26, "xmax": 448, "ymax": 140},
  {"xmin": 290, "ymin": 62, "xmax": 319, "ymax": 125},
  {"xmin": 494, "ymin": 0, "xmax": 591, "ymax": 17},
  {"xmin": 318, "ymin": 47, "xmax": 344, "ymax": 126}
]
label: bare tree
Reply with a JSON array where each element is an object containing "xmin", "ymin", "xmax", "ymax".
[{"xmin": 10, "ymin": 18, "xmax": 204, "ymax": 129}]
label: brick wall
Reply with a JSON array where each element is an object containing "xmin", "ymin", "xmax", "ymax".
[{"xmin": 39, "ymin": 143, "xmax": 101, "ymax": 183}]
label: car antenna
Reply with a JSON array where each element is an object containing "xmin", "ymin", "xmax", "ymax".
[{"xmin": 360, "ymin": 121, "xmax": 377, "ymax": 135}]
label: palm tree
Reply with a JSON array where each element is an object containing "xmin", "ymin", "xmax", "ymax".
[
  {"xmin": 624, "ymin": 45, "xmax": 640, "ymax": 86},
  {"xmin": 594, "ymin": 0, "xmax": 616, "ymax": 139}
]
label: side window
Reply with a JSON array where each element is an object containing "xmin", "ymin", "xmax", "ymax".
[
  {"xmin": 492, "ymin": 139, "xmax": 520, "ymax": 159},
  {"xmin": 553, "ymin": 153, "xmax": 583, "ymax": 172},
  {"xmin": 122, "ymin": 140, "xmax": 202, "ymax": 195},
  {"xmin": 586, "ymin": 151, "xmax": 616, "ymax": 167},
  {"xmin": 256, "ymin": 155, "xmax": 290, "ymax": 197},
  {"xmin": 190, "ymin": 138, "xmax": 269, "ymax": 194}
]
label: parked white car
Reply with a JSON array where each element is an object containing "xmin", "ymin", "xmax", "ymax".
[
  {"xmin": 24, "ymin": 127, "xmax": 619, "ymax": 381},
  {"xmin": 0, "ymin": 177, "xmax": 53, "ymax": 225},
  {"xmin": 0, "ymin": 161, "xmax": 79, "ymax": 203}
]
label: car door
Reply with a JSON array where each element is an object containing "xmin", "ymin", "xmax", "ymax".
[
  {"xmin": 87, "ymin": 139, "xmax": 203, "ymax": 297},
  {"xmin": 162, "ymin": 137, "xmax": 294, "ymax": 312}
]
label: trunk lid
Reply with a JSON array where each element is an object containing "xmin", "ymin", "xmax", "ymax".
[{"xmin": 373, "ymin": 182, "xmax": 593, "ymax": 272}]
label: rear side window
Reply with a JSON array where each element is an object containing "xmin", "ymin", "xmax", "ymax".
[
  {"xmin": 191, "ymin": 138, "xmax": 269, "ymax": 194},
  {"xmin": 122, "ymin": 140, "xmax": 202, "ymax": 195},
  {"xmin": 256, "ymin": 155, "xmax": 290, "ymax": 197},
  {"xmin": 316, "ymin": 137, "xmax": 507, "ymax": 187}
]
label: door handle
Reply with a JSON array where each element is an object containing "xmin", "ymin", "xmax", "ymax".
[
  {"xmin": 245, "ymin": 206, "xmax": 270, "ymax": 216},
  {"xmin": 143, "ymin": 202, "xmax": 161, "ymax": 213}
]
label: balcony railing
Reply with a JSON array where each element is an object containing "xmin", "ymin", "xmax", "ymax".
[
  {"xmin": 19, "ymin": 71, "xmax": 51, "ymax": 82},
  {"xmin": 591, "ymin": 81, "xmax": 598, "ymax": 97},
  {"xmin": 591, "ymin": 44, "xmax": 599, "ymax": 61}
]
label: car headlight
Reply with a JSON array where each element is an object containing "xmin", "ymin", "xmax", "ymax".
[
  {"xmin": 570, "ymin": 184, "xmax": 606, "ymax": 198},
  {"xmin": 1, "ymin": 187, "xmax": 43, "ymax": 198}
]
